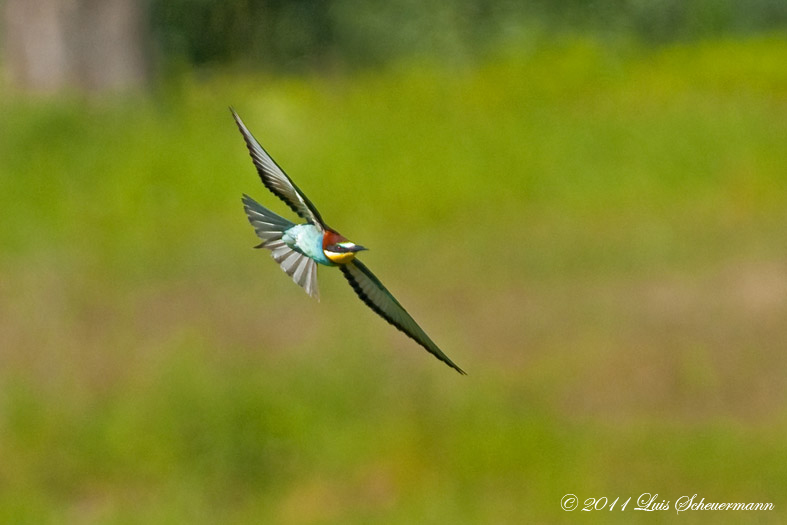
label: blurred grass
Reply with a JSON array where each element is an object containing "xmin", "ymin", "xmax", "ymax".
[{"xmin": 1, "ymin": 36, "xmax": 786, "ymax": 523}]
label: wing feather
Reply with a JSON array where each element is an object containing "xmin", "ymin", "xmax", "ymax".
[
  {"xmin": 258, "ymin": 241, "xmax": 320, "ymax": 299},
  {"xmin": 340, "ymin": 260, "xmax": 465, "ymax": 374},
  {"xmin": 232, "ymin": 108, "xmax": 325, "ymax": 229}
]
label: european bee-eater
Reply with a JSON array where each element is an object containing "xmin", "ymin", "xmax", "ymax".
[{"xmin": 232, "ymin": 108, "xmax": 465, "ymax": 375}]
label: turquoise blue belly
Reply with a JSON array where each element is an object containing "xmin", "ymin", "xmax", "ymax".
[{"xmin": 282, "ymin": 224, "xmax": 334, "ymax": 266}]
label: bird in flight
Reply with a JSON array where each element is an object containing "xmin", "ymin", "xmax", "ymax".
[{"xmin": 232, "ymin": 108, "xmax": 465, "ymax": 375}]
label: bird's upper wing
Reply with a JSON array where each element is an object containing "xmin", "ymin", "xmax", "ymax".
[
  {"xmin": 340, "ymin": 259, "xmax": 465, "ymax": 375},
  {"xmin": 231, "ymin": 108, "xmax": 325, "ymax": 230}
]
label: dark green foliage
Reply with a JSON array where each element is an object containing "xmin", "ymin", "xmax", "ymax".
[{"xmin": 149, "ymin": 0, "xmax": 787, "ymax": 71}]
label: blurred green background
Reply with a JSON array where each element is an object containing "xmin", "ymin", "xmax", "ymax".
[{"xmin": 1, "ymin": 1, "xmax": 786, "ymax": 523}]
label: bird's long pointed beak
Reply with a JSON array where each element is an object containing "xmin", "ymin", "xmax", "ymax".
[{"xmin": 352, "ymin": 245, "xmax": 368, "ymax": 252}]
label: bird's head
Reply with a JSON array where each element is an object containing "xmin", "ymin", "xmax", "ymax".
[{"xmin": 323, "ymin": 230, "xmax": 367, "ymax": 264}]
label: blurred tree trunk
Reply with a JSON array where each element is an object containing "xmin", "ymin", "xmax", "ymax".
[{"xmin": 3, "ymin": 0, "xmax": 149, "ymax": 94}]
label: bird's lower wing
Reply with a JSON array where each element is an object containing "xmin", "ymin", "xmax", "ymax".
[{"xmin": 340, "ymin": 259, "xmax": 465, "ymax": 375}]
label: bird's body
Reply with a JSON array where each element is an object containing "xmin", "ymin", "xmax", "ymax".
[
  {"xmin": 232, "ymin": 108, "xmax": 465, "ymax": 375},
  {"xmin": 281, "ymin": 224, "xmax": 333, "ymax": 266}
]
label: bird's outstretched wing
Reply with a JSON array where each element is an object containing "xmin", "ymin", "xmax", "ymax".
[
  {"xmin": 231, "ymin": 108, "xmax": 325, "ymax": 229},
  {"xmin": 340, "ymin": 259, "xmax": 466, "ymax": 375}
]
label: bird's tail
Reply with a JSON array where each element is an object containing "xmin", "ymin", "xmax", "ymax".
[
  {"xmin": 242, "ymin": 193, "xmax": 295, "ymax": 247},
  {"xmin": 242, "ymin": 194, "xmax": 321, "ymax": 299}
]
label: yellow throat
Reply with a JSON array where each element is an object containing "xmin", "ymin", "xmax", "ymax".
[{"xmin": 325, "ymin": 250, "xmax": 357, "ymax": 265}]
